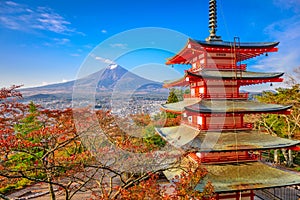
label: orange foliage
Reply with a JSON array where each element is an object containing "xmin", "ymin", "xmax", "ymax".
[{"xmin": 0, "ymin": 86, "xmax": 214, "ymax": 199}]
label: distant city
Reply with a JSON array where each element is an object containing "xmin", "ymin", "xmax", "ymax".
[{"xmin": 22, "ymin": 93, "xmax": 169, "ymax": 118}]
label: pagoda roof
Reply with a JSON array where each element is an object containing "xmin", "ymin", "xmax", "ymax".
[
  {"xmin": 161, "ymin": 99, "xmax": 291, "ymax": 114},
  {"xmin": 156, "ymin": 125, "xmax": 300, "ymax": 152},
  {"xmin": 185, "ymin": 100, "xmax": 291, "ymax": 114},
  {"xmin": 187, "ymin": 70, "xmax": 284, "ymax": 80},
  {"xmin": 156, "ymin": 125, "xmax": 200, "ymax": 148},
  {"xmin": 163, "ymin": 70, "xmax": 284, "ymax": 87},
  {"xmin": 166, "ymin": 39, "xmax": 279, "ymax": 65},
  {"xmin": 160, "ymin": 99, "xmax": 200, "ymax": 113},
  {"xmin": 163, "ymin": 76, "xmax": 189, "ymax": 88},
  {"xmin": 194, "ymin": 40, "xmax": 279, "ymax": 49},
  {"xmin": 195, "ymin": 161, "xmax": 300, "ymax": 192}
]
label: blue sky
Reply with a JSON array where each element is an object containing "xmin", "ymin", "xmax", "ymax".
[{"xmin": 1, "ymin": 0, "xmax": 300, "ymax": 90}]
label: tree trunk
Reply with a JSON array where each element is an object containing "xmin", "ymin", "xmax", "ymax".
[
  {"xmin": 65, "ymin": 189, "xmax": 69, "ymax": 200},
  {"xmin": 0, "ymin": 193, "xmax": 11, "ymax": 200},
  {"xmin": 48, "ymin": 177, "xmax": 56, "ymax": 200},
  {"xmin": 274, "ymin": 149, "xmax": 279, "ymax": 164},
  {"xmin": 288, "ymin": 149, "xmax": 294, "ymax": 167},
  {"xmin": 282, "ymin": 148, "xmax": 288, "ymax": 165}
]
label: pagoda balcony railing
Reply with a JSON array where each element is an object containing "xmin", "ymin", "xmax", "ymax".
[
  {"xmin": 188, "ymin": 152, "xmax": 261, "ymax": 164},
  {"xmin": 183, "ymin": 93, "xmax": 249, "ymax": 99},
  {"xmin": 189, "ymin": 64, "xmax": 247, "ymax": 72},
  {"xmin": 200, "ymin": 153, "xmax": 260, "ymax": 163},
  {"xmin": 182, "ymin": 121, "xmax": 253, "ymax": 131},
  {"xmin": 202, "ymin": 123, "xmax": 253, "ymax": 131}
]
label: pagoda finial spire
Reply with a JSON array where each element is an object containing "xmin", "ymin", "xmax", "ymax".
[{"xmin": 206, "ymin": 0, "xmax": 222, "ymax": 41}]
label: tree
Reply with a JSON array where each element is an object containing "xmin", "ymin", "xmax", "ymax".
[
  {"xmin": 0, "ymin": 86, "xmax": 95, "ymax": 199},
  {"xmin": 256, "ymin": 78, "xmax": 300, "ymax": 166},
  {"xmin": 0, "ymin": 86, "xmax": 214, "ymax": 200},
  {"xmin": 166, "ymin": 89, "xmax": 179, "ymax": 104},
  {"xmin": 89, "ymin": 161, "xmax": 215, "ymax": 200}
]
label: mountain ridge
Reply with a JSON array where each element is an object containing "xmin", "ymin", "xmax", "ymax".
[{"xmin": 21, "ymin": 64, "xmax": 167, "ymax": 97}]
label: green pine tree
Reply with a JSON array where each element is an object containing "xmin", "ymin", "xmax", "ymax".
[{"xmin": 166, "ymin": 89, "xmax": 179, "ymax": 104}]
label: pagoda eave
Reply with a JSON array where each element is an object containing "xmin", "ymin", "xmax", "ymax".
[
  {"xmin": 194, "ymin": 161, "xmax": 300, "ymax": 193},
  {"xmin": 160, "ymin": 99, "xmax": 200, "ymax": 113},
  {"xmin": 164, "ymin": 77, "xmax": 284, "ymax": 88},
  {"xmin": 186, "ymin": 70, "xmax": 284, "ymax": 80},
  {"xmin": 184, "ymin": 101, "xmax": 292, "ymax": 114},
  {"xmin": 163, "ymin": 77, "xmax": 189, "ymax": 88},
  {"xmin": 159, "ymin": 107, "xmax": 182, "ymax": 115},
  {"xmin": 166, "ymin": 38, "xmax": 279, "ymax": 65},
  {"xmin": 163, "ymin": 161, "xmax": 300, "ymax": 193},
  {"xmin": 239, "ymin": 77, "xmax": 283, "ymax": 86},
  {"xmin": 156, "ymin": 125, "xmax": 300, "ymax": 152},
  {"xmin": 184, "ymin": 107, "xmax": 292, "ymax": 114},
  {"xmin": 166, "ymin": 55, "xmax": 190, "ymax": 65},
  {"xmin": 192, "ymin": 39, "xmax": 279, "ymax": 49}
]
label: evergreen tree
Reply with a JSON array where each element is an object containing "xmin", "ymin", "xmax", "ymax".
[{"xmin": 166, "ymin": 89, "xmax": 179, "ymax": 104}]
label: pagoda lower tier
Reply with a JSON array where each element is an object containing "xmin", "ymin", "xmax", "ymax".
[
  {"xmin": 163, "ymin": 161, "xmax": 300, "ymax": 197},
  {"xmin": 161, "ymin": 99, "xmax": 291, "ymax": 131},
  {"xmin": 158, "ymin": 124, "xmax": 300, "ymax": 198},
  {"xmin": 195, "ymin": 162, "xmax": 300, "ymax": 195}
]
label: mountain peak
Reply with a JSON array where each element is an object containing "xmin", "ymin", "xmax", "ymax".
[{"xmin": 109, "ymin": 64, "xmax": 118, "ymax": 70}]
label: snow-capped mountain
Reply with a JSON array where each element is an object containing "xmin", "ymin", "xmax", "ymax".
[{"xmin": 21, "ymin": 64, "xmax": 165, "ymax": 96}]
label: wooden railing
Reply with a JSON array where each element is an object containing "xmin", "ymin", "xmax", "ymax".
[
  {"xmin": 181, "ymin": 121, "xmax": 253, "ymax": 131},
  {"xmin": 189, "ymin": 64, "xmax": 247, "ymax": 72},
  {"xmin": 189, "ymin": 152, "xmax": 261, "ymax": 164},
  {"xmin": 200, "ymin": 153, "xmax": 259, "ymax": 163},
  {"xmin": 183, "ymin": 93, "xmax": 249, "ymax": 99},
  {"xmin": 204, "ymin": 123, "xmax": 253, "ymax": 131}
]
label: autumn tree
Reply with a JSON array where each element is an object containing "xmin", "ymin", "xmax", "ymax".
[
  {"xmin": 0, "ymin": 87, "xmax": 94, "ymax": 200},
  {"xmin": 0, "ymin": 86, "xmax": 214, "ymax": 200},
  {"xmin": 256, "ymin": 77, "xmax": 300, "ymax": 166}
]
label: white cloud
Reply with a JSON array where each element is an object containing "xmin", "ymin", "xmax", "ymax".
[
  {"xmin": 41, "ymin": 38, "xmax": 70, "ymax": 47},
  {"xmin": 94, "ymin": 56, "xmax": 115, "ymax": 64},
  {"xmin": 273, "ymin": 0, "xmax": 300, "ymax": 13},
  {"xmin": 101, "ymin": 29, "xmax": 107, "ymax": 34},
  {"xmin": 5, "ymin": 1, "xmax": 19, "ymax": 6},
  {"xmin": 0, "ymin": 1, "xmax": 79, "ymax": 34},
  {"xmin": 0, "ymin": 16, "xmax": 20, "ymax": 29},
  {"xmin": 255, "ymin": 14, "xmax": 300, "ymax": 81},
  {"xmin": 110, "ymin": 43, "xmax": 128, "ymax": 49},
  {"xmin": 53, "ymin": 38, "xmax": 70, "ymax": 45}
]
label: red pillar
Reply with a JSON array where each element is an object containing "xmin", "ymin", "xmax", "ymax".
[{"xmin": 250, "ymin": 190, "xmax": 254, "ymax": 200}]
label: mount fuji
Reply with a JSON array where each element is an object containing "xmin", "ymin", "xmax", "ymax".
[{"xmin": 21, "ymin": 64, "xmax": 166, "ymax": 97}]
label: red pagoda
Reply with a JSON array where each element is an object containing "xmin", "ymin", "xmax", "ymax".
[{"xmin": 156, "ymin": 0, "xmax": 300, "ymax": 199}]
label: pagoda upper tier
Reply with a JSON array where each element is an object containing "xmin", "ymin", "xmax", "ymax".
[
  {"xmin": 166, "ymin": 39, "xmax": 279, "ymax": 71},
  {"xmin": 163, "ymin": 70, "xmax": 284, "ymax": 88}
]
